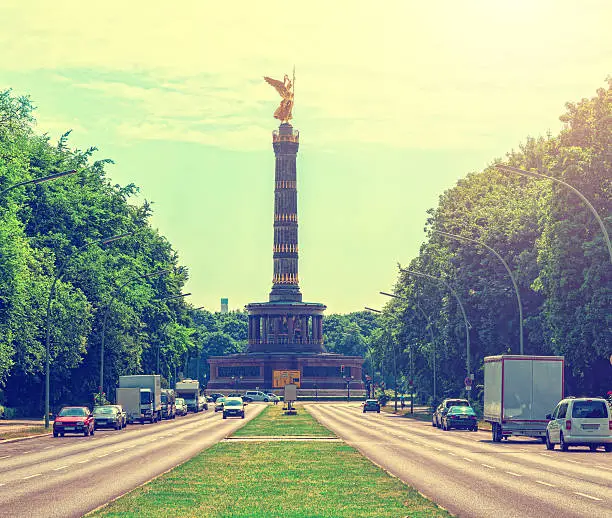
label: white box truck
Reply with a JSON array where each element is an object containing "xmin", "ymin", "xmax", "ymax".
[
  {"xmin": 484, "ymin": 355, "xmax": 564, "ymax": 442},
  {"xmin": 175, "ymin": 379, "xmax": 200, "ymax": 413},
  {"xmin": 118, "ymin": 375, "xmax": 162, "ymax": 424}
]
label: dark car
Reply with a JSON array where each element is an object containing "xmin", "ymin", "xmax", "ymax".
[
  {"xmin": 441, "ymin": 405, "xmax": 478, "ymax": 431},
  {"xmin": 53, "ymin": 406, "xmax": 95, "ymax": 437},
  {"xmin": 432, "ymin": 398, "xmax": 471, "ymax": 428},
  {"xmin": 210, "ymin": 393, "xmax": 225, "ymax": 402},
  {"xmin": 363, "ymin": 399, "xmax": 381, "ymax": 413},
  {"xmin": 223, "ymin": 397, "xmax": 246, "ymax": 419},
  {"xmin": 93, "ymin": 405, "xmax": 123, "ymax": 430}
]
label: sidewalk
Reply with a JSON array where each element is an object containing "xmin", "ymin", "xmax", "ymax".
[{"xmin": 0, "ymin": 418, "xmax": 50, "ymax": 441}]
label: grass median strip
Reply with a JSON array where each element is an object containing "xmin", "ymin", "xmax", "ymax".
[
  {"xmin": 92, "ymin": 441, "xmax": 449, "ymax": 518},
  {"xmin": 232, "ymin": 403, "xmax": 334, "ymax": 437}
]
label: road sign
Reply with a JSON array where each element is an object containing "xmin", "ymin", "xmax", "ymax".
[{"xmin": 464, "ymin": 377, "xmax": 473, "ymax": 387}]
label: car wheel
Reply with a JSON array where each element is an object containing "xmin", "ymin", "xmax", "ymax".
[
  {"xmin": 116, "ymin": 422, "xmax": 121, "ymax": 430},
  {"xmin": 223, "ymin": 414, "xmax": 227, "ymax": 419},
  {"xmin": 83, "ymin": 427, "xmax": 89, "ymax": 437},
  {"xmin": 60, "ymin": 432, "xmax": 64, "ymax": 437},
  {"xmin": 604, "ymin": 444, "xmax": 612, "ymax": 452},
  {"xmin": 492, "ymin": 424, "xmax": 502, "ymax": 442},
  {"xmin": 589, "ymin": 445, "xmax": 598, "ymax": 452},
  {"xmin": 472, "ymin": 426, "xmax": 478, "ymax": 432},
  {"xmin": 241, "ymin": 413, "xmax": 245, "ymax": 419},
  {"xmin": 53, "ymin": 431, "xmax": 59, "ymax": 437},
  {"xmin": 377, "ymin": 409, "xmax": 380, "ymax": 413},
  {"xmin": 560, "ymin": 432, "xmax": 569, "ymax": 452},
  {"xmin": 545, "ymin": 433, "xmax": 555, "ymax": 450},
  {"xmin": 432, "ymin": 419, "xmax": 436, "ymax": 427},
  {"xmin": 363, "ymin": 409, "xmax": 366, "ymax": 413}
]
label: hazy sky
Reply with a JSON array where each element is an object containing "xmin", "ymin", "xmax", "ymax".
[{"xmin": 1, "ymin": 1, "xmax": 610, "ymax": 313}]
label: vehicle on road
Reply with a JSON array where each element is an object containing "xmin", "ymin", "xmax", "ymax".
[
  {"xmin": 244, "ymin": 390, "xmax": 270, "ymax": 402},
  {"xmin": 222, "ymin": 397, "xmax": 246, "ymax": 419},
  {"xmin": 209, "ymin": 393, "xmax": 225, "ymax": 402},
  {"xmin": 545, "ymin": 397, "xmax": 612, "ymax": 452},
  {"xmin": 118, "ymin": 374, "xmax": 162, "ymax": 424},
  {"xmin": 161, "ymin": 389, "xmax": 176, "ymax": 420},
  {"xmin": 362, "ymin": 399, "xmax": 381, "ymax": 413},
  {"xmin": 108, "ymin": 404, "xmax": 127, "ymax": 428},
  {"xmin": 432, "ymin": 399, "xmax": 470, "ymax": 428},
  {"xmin": 265, "ymin": 392, "xmax": 281, "ymax": 402},
  {"xmin": 176, "ymin": 379, "xmax": 201, "ymax": 413},
  {"xmin": 214, "ymin": 397, "xmax": 226, "ymax": 412},
  {"xmin": 197, "ymin": 395, "xmax": 208, "ymax": 411},
  {"xmin": 441, "ymin": 405, "xmax": 478, "ymax": 431},
  {"xmin": 175, "ymin": 398, "xmax": 188, "ymax": 416},
  {"xmin": 53, "ymin": 406, "xmax": 95, "ymax": 437},
  {"xmin": 484, "ymin": 355, "xmax": 564, "ymax": 442},
  {"xmin": 93, "ymin": 405, "xmax": 124, "ymax": 430}
]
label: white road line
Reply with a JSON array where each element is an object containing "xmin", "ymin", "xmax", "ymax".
[
  {"xmin": 76, "ymin": 460, "xmax": 88, "ymax": 464},
  {"xmin": 23, "ymin": 473, "xmax": 41, "ymax": 480},
  {"xmin": 113, "ymin": 449, "xmax": 125, "ymax": 453},
  {"xmin": 0, "ymin": 455, "xmax": 10, "ymax": 459},
  {"xmin": 481, "ymin": 464, "xmax": 495, "ymax": 469},
  {"xmin": 505, "ymin": 471, "xmax": 522, "ymax": 477},
  {"xmin": 96, "ymin": 453, "xmax": 109, "ymax": 458},
  {"xmin": 535, "ymin": 480, "xmax": 556, "ymax": 487},
  {"xmin": 434, "ymin": 447, "xmax": 441, "ymax": 451},
  {"xmin": 43, "ymin": 446, "xmax": 53, "ymax": 449},
  {"xmin": 574, "ymin": 492, "xmax": 602, "ymax": 501},
  {"xmin": 595, "ymin": 465, "xmax": 612, "ymax": 472},
  {"xmin": 448, "ymin": 452, "xmax": 456, "ymax": 456},
  {"xmin": 53, "ymin": 465, "xmax": 68, "ymax": 471},
  {"xmin": 538, "ymin": 453, "xmax": 551, "ymax": 457},
  {"xmin": 565, "ymin": 460, "xmax": 581, "ymax": 465},
  {"xmin": 0, "ymin": 483, "xmax": 4, "ymax": 487},
  {"xmin": 21, "ymin": 451, "xmax": 31, "ymax": 454},
  {"xmin": 463, "ymin": 458, "xmax": 474, "ymax": 462}
]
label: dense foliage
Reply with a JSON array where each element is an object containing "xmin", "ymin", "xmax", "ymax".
[{"xmin": 379, "ymin": 80, "xmax": 611, "ymax": 403}]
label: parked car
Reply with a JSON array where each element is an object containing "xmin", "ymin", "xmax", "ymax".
[
  {"xmin": 441, "ymin": 405, "xmax": 478, "ymax": 431},
  {"xmin": 209, "ymin": 393, "xmax": 225, "ymax": 402},
  {"xmin": 545, "ymin": 397, "xmax": 612, "ymax": 452},
  {"xmin": 223, "ymin": 397, "xmax": 246, "ymax": 419},
  {"xmin": 197, "ymin": 395, "xmax": 209, "ymax": 411},
  {"xmin": 109, "ymin": 404, "xmax": 127, "ymax": 428},
  {"xmin": 266, "ymin": 393, "xmax": 281, "ymax": 402},
  {"xmin": 53, "ymin": 406, "xmax": 95, "ymax": 437},
  {"xmin": 244, "ymin": 390, "xmax": 270, "ymax": 402},
  {"xmin": 175, "ymin": 398, "xmax": 188, "ymax": 416},
  {"xmin": 214, "ymin": 397, "xmax": 226, "ymax": 412},
  {"xmin": 362, "ymin": 399, "xmax": 381, "ymax": 413},
  {"xmin": 433, "ymin": 398, "xmax": 471, "ymax": 428},
  {"xmin": 93, "ymin": 405, "xmax": 124, "ymax": 430}
]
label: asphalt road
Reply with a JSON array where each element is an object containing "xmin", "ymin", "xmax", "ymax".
[
  {"xmin": 306, "ymin": 403, "xmax": 612, "ymax": 518},
  {"xmin": 0, "ymin": 404, "xmax": 266, "ymax": 518}
]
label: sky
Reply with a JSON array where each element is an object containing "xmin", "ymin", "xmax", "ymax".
[{"xmin": 1, "ymin": 1, "xmax": 610, "ymax": 314}]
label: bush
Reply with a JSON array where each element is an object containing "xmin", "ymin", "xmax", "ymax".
[{"xmin": 0, "ymin": 405, "xmax": 17, "ymax": 419}]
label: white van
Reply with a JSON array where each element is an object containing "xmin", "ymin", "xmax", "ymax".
[
  {"xmin": 244, "ymin": 391, "xmax": 270, "ymax": 402},
  {"xmin": 546, "ymin": 397, "xmax": 612, "ymax": 452}
]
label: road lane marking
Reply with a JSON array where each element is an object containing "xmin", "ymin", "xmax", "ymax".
[
  {"xmin": 96, "ymin": 453, "xmax": 109, "ymax": 458},
  {"xmin": 538, "ymin": 453, "xmax": 551, "ymax": 457},
  {"xmin": 113, "ymin": 449, "xmax": 125, "ymax": 453},
  {"xmin": 574, "ymin": 492, "xmax": 601, "ymax": 501},
  {"xmin": 77, "ymin": 460, "xmax": 88, "ymax": 464},
  {"xmin": 53, "ymin": 465, "xmax": 68, "ymax": 471},
  {"xmin": 448, "ymin": 452, "xmax": 456, "ymax": 456},
  {"xmin": 43, "ymin": 446, "xmax": 53, "ymax": 449},
  {"xmin": 565, "ymin": 460, "xmax": 581, "ymax": 465},
  {"xmin": 0, "ymin": 483, "xmax": 4, "ymax": 487},
  {"xmin": 434, "ymin": 447, "xmax": 441, "ymax": 451},
  {"xmin": 595, "ymin": 465, "xmax": 612, "ymax": 472},
  {"xmin": 463, "ymin": 458, "xmax": 474, "ymax": 462},
  {"xmin": 21, "ymin": 451, "xmax": 32, "ymax": 454},
  {"xmin": 481, "ymin": 464, "xmax": 495, "ymax": 469},
  {"xmin": 23, "ymin": 473, "xmax": 41, "ymax": 479},
  {"xmin": 505, "ymin": 471, "xmax": 522, "ymax": 477},
  {"xmin": 536, "ymin": 481, "xmax": 556, "ymax": 487},
  {"xmin": 0, "ymin": 455, "xmax": 10, "ymax": 459}
]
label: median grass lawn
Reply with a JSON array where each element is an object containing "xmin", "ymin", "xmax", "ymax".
[
  {"xmin": 0, "ymin": 423, "xmax": 49, "ymax": 441},
  {"xmin": 92, "ymin": 441, "xmax": 450, "ymax": 518},
  {"xmin": 233, "ymin": 403, "xmax": 334, "ymax": 437}
]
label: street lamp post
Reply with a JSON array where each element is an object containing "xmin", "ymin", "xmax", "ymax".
[
  {"xmin": 434, "ymin": 230, "xmax": 525, "ymax": 354},
  {"xmin": 0, "ymin": 169, "xmax": 77, "ymax": 197},
  {"xmin": 99, "ymin": 268, "xmax": 171, "ymax": 396},
  {"xmin": 44, "ymin": 232, "xmax": 132, "ymax": 428},
  {"xmin": 343, "ymin": 375, "xmax": 354, "ymax": 401},
  {"xmin": 401, "ymin": 269, "xmax": 472, "ymax": 398},
  {"xmin": 496, "ymin": 164, "xmax": 612, "ymax": 264},
  {"xmin": 380, "ymin": 291, "xmax": 437, "ymax": 408}
]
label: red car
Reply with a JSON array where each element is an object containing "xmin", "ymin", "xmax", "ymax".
[{"xmin": 53, "ymin": 406, "xmax": 95, "ymax": 437}]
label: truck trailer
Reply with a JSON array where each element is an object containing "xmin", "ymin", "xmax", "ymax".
[
  {"xmin": 484, "ymin": 355, "xmax": 564, "ymax": 442},
  {"xmin": 175, "ymin": 379, "xmax": 200, "ymax": 413},
  {"xmin": 118, "ymin": 375, "xmax": 162, "ymax": 424}
]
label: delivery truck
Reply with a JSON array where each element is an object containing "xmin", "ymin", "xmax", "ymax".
[
  {"xmin": 175, "ymin": 379, "xmax": 201, "ymax": 413},
  {"xmin": 484, "ymin": 355, "xmax": 564, "ymax": 442},
  {"xmin": 118, "ymin": 374, "xmax": 162, "ymax": 424}
]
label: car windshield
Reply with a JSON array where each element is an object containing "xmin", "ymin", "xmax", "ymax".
[
  {"xmin": 140, "ymin": 392, "xmax": 152, "ymax": 404},
  {"xmin": 225, "ymin": 400, "xmax": 242, "ymax": 407},
  {"xmin": 216, "ymin": 398, "xmax": 225, "ymax": 403},
  {"xmin": 94, "ymin": 407, "xmax": 116, "ymax": 415},
  {"xmin": 59, "ymin": 407, "xmax": 88, "ymax": 417},
  {"xmin": 446, "ymin": 400, "xmax": 469, "ymax": 408},
  {"xmin": 366, "ymin": 400, "xmax": 378, "ymax": 404},
  {"xmin": 572, "ymin": 400, "xmax": 608, "ymax": 418},
  {"xmin": 449, "ymin": 406, "xmax": 475, "ymax": 414},
  {"xmin": 176, "ymin": 399, "xmax": 185, "ymax": 405}
]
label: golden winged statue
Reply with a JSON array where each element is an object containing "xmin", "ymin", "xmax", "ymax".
[{"xmin": 264, "ymin": 74, "xmax": 294, "ymax": 123}]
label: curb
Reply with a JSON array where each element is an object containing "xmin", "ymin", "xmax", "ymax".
[{"xmin": 0, "ymin": 432, "xmax": 52, "ymax": 444}]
